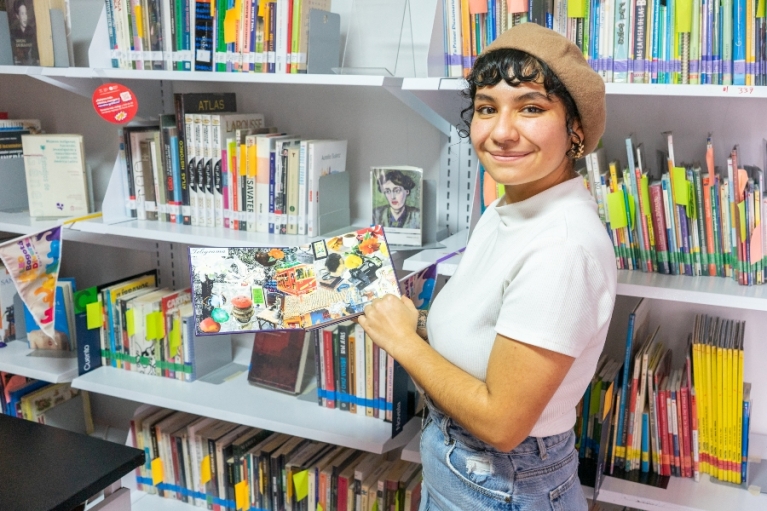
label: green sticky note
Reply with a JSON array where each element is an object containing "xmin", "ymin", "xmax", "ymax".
[
  {"xmin": 293, "ymin": 470, "xmax": 309, "ymax": 502},
  {"xmin": 568, "ymin": 0, "xmax": 586, "ymax": 17},
  {"xmin": 641, "ymin": 175, "xmax": 652, "ymax": 218},
  {"xmin": 607, "ymin": 191, "xmax": 629, "ymax": 229},
  {"xmin": 758, "ymin": 0, "xmax": 766, "ymax": 17},
  {"xmin": 688, "ymin": 182, "xmax": 697, "ymax": 219},
  {"xmin": 145, "ymin": 311, "xmax": 157, "ymax": 340},
  {"xmin": 318, "ymin": 504, "xmax": 324, "ymax": 511},
  {"xmin": 126, "ymin": 309, "xmax": 135, "ymax": 337},
  {"xmin": 86, "ymin": 302, "xmax": 102, "ymax": 330},
  {"xmin": 738, "ymin": 201, "xmax": 747, "ymax": 241},
  {"xmin": 672, "ymin": 167, "xmax": 689, "ymax": 205},
  {"xmin": 372, "ymin": 501, "xmax": 378, "ymax": 511},
  {"xmin": 676, "ymin": 0, "xmax": 693, "ymax": 32},
  {"xmin": 627, "ymin": 194, "xmax": 636, "ymax": 229},
  {"xmin": 169, "ymin": 318, "xmax": 182, "ymax": 357}
]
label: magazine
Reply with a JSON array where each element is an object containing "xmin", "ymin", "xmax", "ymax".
[{"xmin": 189, "ymin": 227, "xmax": 399, "ymax": 335}]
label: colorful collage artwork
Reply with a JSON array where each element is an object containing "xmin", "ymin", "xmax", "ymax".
[{"xmin": 189, "ymin": 227, "xmax": 400, "ymax": 335}]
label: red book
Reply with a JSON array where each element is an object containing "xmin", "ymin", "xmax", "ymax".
[
  {"xmin": 680, "ymin": 376, "xmax": 692, "ymax": 477},
  {"xmin": 323, "ymin": 329, "xmax": 336, "ymax": 409},
  {"xmin": 702, "ymin": 177, "xmax": 717, "ymax": 276},
  {"xmin": 658, "ymin": 377, "xmax": 671, "ymax": 476},
  {"xmin": 649, "ymin": 183, "xmax": 670, "ymax": 274}
]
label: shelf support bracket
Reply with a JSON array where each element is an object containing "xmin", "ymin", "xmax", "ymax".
[{"xmin": 384, "ymin": 85, "xmax": 451, "ymax": 136}]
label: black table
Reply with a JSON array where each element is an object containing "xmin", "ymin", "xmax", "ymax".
[{"xmin": 0, "ymin": 414, "xmax": 145, "ymax": 511}]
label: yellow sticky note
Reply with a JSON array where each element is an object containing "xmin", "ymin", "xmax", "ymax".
[
  {"xmin": 293, "ymin": 470, "xmax": 309, "ymax": 502},
  {"xmin": 153, "ymin": 311, "xmax": 166, "ymax": 339},
  {"xmin": 145, "ymin": 312, "xmax": 157, "ymax": 340},
  {"xmin": 676, "ymin": 0, "xmax": 693, "ymax": 32},
  {"xmin": 317, "ymin": 504, "xmax": 324, "ymax": 511},
  {"xmin": 151, "ymin": 457, "xmax": 163, "ymax": 486},
  {"xmin": 125, "ymin": 309, "xmax": 135, "ymax": 337},
  {"xmin": 603, "ymin": 382, "xmax": 614, "ymax": 421},
  {"xmin": 235, "ymin": 480, "xmax": 249, "ymax": 510},
  {"xmin": 169, "ymin": 318, "xmax": 182, "ymax": 357},
  {"xmin": 628, "ymin": 195, "xmax": 635, "ymax": 229},
  {"xmin": 372, "ymin": 501, "xmax": 378, "ymax": 511},
  {"xmin": 759, "ymin": 0, "xmax": 766, "ymax": 17},
  {"xmin": 200, "ymin": 455, "xmax": 211, "ymax": 485},
  {"xmin": 738, "ymin": 202, "xmax": 747, "ymax": 241},
  {"xmin": 606, "ymin": 191, "xmax": 628, "ymax": 229},
  {"xmin": 672, "ymin": 167, "xmax": 689, "ymax": 206},
  {"xmin": 134, "ymin": 5, "xmax": 144, "ymax": 38},
  {"xmin": 567, "ymin": 0, "xmax": 587, "ymax": 17},
  {"xmin": 224, "ymin": 9, "xmax": 238, "ymax": 44},
  {"xmin": 86, "ymin": 302, "xmax": 101, "ymax": 330},
  {"xmin": 641, "ymin": 175, "xmax": 652, "ymax": 218},
  {"xmin": 234, "ymin": 0, "xmax": 242, "ymax": 18}
]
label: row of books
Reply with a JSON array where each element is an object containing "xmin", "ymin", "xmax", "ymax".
[
  {"xmin": 581, "ymin": 132, "xmax": 767, "ymax": 285},
  {"xmin": 101, "ymin": 0, "xmax": 334, "ymax": 73},
  {"xmin": 1, "ymin": 0, "xmax": 75, "ymax": 67},
  {"xmin": 129, "ymin": 405, "xmax": 423, "ymax": 511},
  {"xmin": 0, "ymin": 372, "xmax": 93, "ymax": 433},
  {"xmin": 0, "ymin": 118, "xmax": 91, "ymax": 219},
  {"xmin": 575, "ymin": 299, "xmax": 751, "ymax": 486},
  {"xmin": 123, "ymin": 92, "xmax": 347, "ymax": 236},
  {"xmin": 442, "ymin": 0, "xmax": 767, "ymax": 86}
]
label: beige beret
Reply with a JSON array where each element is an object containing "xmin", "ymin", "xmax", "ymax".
[{"xmin": 482, "ymin": 23, "xmax": 606, "ymax": 156}]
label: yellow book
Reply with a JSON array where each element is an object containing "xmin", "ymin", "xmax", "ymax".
[
  {"xmin": 747, "ymin": 0, "xmax": 754, "ymax": 85},
  {"xmin": 246, "ymin": 135, "xmax": 258, "ymax": 232},
  {"xmin": 707, "ymin": 335, "xmax": 717, "ymax": 478},
  {"xmin": 716, "ymin": 335, "xmax": 725, "ymax": 480},
  {"xmin": 724, "ymin": 338, "xmax": 732, "ymax": 482},
  {"xmin": 736, "ymin": 323, "xmax": 745, "ymax": 484},
  {"xmin": 692, "ymin": 318, "xmax": 708, "ymax": 474}
]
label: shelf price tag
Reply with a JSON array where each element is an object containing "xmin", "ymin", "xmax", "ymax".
[
  {"xmin": 235, "ymin": 480, "xmax": 249, "ymax": 510},
  {"xmin": 92, "ymin": 83, "xmax": 138, "ymax": 124},
  {"xmin": 151, "ymin": 458, "xmax": 164, "ymax": 486}
]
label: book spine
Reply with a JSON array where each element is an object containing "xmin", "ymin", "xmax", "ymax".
[
  {"xmin": 372, "ymin": 343, "xmax": 380, "ymax": 418},
  {"xmin": 313, "ymin": 330, "xmax": 324, "ymax": 406},
  {"xmin": 365, "ymin": 333, "xmax": 374, "ymax": 417},
  {"xmin": 681, "ymin": 384, "xmax": 692, "ymax": 477},
  {"xmin": 269, "ymin": 149, "xmax": 276, "ymax": 233},
  {"xmin": 323, "ymin": 329, "xmax": 335, "ymax": 409},
  {"xmin": 338, "ymin": 325, "xmax": 350, "ymax": 412},
  {"xmin": 386, "ymin": 351, "xmax": 394, "ymax": 422},
  {"xmin": 378, "ymin": 342, "xmax": 387, "ymax": 420}
]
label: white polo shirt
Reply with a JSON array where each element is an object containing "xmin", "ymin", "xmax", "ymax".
[{"xmin": 427, "ymin": 176, "xmax": 617, "ymax": 437}]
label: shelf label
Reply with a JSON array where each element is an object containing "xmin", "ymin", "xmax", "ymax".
[
  {"xmin": 721, "ymin": 85, "xmax": 756, "ymax": 95},
  {"xmin": 92, "ymin": 83, "xmax": 138, "ymax": 124},
  {"xmin": 151, "ymin": 458, "xmax": 164, "ymax": 485}
]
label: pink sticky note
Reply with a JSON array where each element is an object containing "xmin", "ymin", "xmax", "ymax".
[
  {"xmin": 469, "ymin": 0, "xmax": 489, "ymax": 14},
  {"xmin": 738, "ymin": 168, "xmax": 748, "ymax": 200},
  {"xmin": 750, "ymin": 226, "xmax": 763, "ymax": 263},
  {"xmin": 508, "ymin": 0, "xmax": 529, "ymax": 12}
]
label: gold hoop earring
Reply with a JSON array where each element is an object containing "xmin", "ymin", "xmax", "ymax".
[{"xmin": 570, "ymin": 141, "xmax": 585, "ymax": 159}]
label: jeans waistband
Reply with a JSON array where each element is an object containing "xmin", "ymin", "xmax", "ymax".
[{"xmin": 424, "ymin": 395, "xmax": 572, "ymax": 460}]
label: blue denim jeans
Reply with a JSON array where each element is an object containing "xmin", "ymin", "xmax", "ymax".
[{"xmin": 418, "ymin": 402, "xmax": 587, "ymax": 511}]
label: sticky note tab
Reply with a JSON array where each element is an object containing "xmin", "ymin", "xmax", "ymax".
[
  {"xmin": 125, "ymin": 309, "xmax": 135, "ymax": 337},
  {"xmin": 738, "ymin": 202, "xmax": 747, "ymax": 241},
  {"xmin": 567, "ymin": 0, "xmax": 587, "ymax": 17},
  {"xmin": 607, "ymin": 191, "xmax": 628, "ymax": 229},
  {"xmin": 153, "ymin": 311, "xmax": 166, "ymax": 338},
  {"xmin": 200, "ymin": 455, "xmax": 211, "ymax": 485},
  {"xmin": 372, "ymin": 501, "xmax": 377, "ymax": 511},
  {"xmin": 134, "ymin": 5, "xmax": 144, "ymax": 38},
  {"xmin": 293, "ymin": 470, "xmax": 309, "ymax": 502},
  {"xmin": 469, "ymin": 0, "xmax": 488, "ymax": 13},
  {"xmin": 687, "ymin": 182, "xmax": 697, "ymax": 219},
  {"xmin": 235, "ymin": 480, "xmax": 249, "ymax": 510},
  {"xmin": 169, "ymin": 318, "xmax": 182, "ymax": 357},
  {"xmin": 641, "ymin": 175, "xmax": 652, "ymax": 218},
  {"xmin": 759, "ymin": 0, "xmax": 766, "ymax": 17},
  {"xmin": 318, "ymin": 504, "xmax": 324, "ymax": 511},
  {"xmin": 627, "ymin": 194, "xmax": 636, "ymax": 229},
  {"xmin": 234, "ymin": 0, "xmax": 242, "ymax": 18},
  {"xmin": 151, "ymin": 458, "xmax": 163, "ymax": 486},
  {"xmin": 751, "ymin": 227, "xmax": 763, "ymax": 262},
  {"xmin": 676, "ymin": 0, "xmax": 693, "ymax": 32},
  {"xmin": 224, "ymin": 10, "xmax": 238, "ymax": 44},
  {"xmin": 673, "ymin": 167, "xmax": 689, "ymax": 205},
  {"xmin": 603, "ymin": 383, "xmax": 614, "ymax": 421},
  {"xmin": 86, "ymin": 302, "xmax": 101, "ymax": 330},
  {"xmin": 738, "ymin": 168, "xmax": 749, "ymax": 200},
  {"xmin": 508, "ymin": 0, "xmax": 529, "ymax": 13}
]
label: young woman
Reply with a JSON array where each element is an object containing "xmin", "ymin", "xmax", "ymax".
[{"xmin": 359, "ymin": 24, "xmax": 617, "ymax": 510}]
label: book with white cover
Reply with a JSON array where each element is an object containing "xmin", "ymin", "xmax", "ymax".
[
  {"xmin": 306, "ymin": 140, "xmax": 347, "ymax": 237},
  {"xmin": 21, "ymin": 134, "xmax": 89, "ymax": 218},
  {"xmin": 371, "ymin": 166, "xmax": 423, "ymax": 247}
]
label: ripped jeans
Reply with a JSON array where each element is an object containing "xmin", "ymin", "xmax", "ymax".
[{"xmin": 418, "ymin": 400, "xmax": 587, "ymax": 511}]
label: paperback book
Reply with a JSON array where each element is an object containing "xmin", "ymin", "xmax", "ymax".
[{"xmin": 189, "ymin": 226, "xmax": 399, "ymax": 335}]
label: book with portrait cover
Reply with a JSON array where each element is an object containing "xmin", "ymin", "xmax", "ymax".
[
  {"xmin": 371, "ymin": 166, "xmax": 423, "ymax": 247},
  {"xmin": 247, "ymin": 329, "xmax": 314, "ymax": 394},
  {"xmin": 188, "ymin": 226, "xmax": 399, "ymax": 335}
]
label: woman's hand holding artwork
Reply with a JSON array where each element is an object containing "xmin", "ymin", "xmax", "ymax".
[{"xmin": 358, "ymin": 295, "xmax": 421, "ymax": 357}]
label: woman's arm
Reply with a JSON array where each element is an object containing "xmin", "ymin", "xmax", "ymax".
[{"xmin": 359, "ymin": 295, "xmax": 574, "ymax": 452}]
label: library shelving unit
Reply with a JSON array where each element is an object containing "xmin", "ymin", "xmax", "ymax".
[{"xmin": 2, "ymin": 3, "xmax": 767, "ymax": 510}]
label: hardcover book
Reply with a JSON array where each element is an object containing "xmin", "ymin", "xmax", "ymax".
[
  {"xmin": 371, "ymin": 166, "xmax": 423, "ymax": 247},
  {"xmin": 189, "ymin": 226, "xmax": 399, "ymax": 335},
  {"xmin": 247, "ymin": 329, "xmax": 314, "ymax": 394}
]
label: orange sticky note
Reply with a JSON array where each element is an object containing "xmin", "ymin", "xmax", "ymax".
[
  {"xmin": 750, "ymin": 227, "xmax": 763, "ymax": 262},
  {"xmin": 200, "ymin": 455, "xmax": 211, "ymax": 485},
  {"xmin": 151, "ymin": 458, "xmax": 163, "ymax": 486},
  {"xmin": 508, "ymin": 0, "xmax": 529, "ymax": 13},
  {"xmin": 235, "ymin": 480, "xmax": 249, "ymax": 510},
  {"xmin": 469, "ymin": 0, "xmax": 488, "ymax": 14},
  {"xmin": 603, "ymin": 383, "xmax": 614, "ymax": 421},
  {"xmin": 738, "ymin": 168, "xmax": 749, "ymax": 200}
]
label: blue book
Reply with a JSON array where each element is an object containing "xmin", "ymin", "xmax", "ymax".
[
  {"xmin": 6, "ymin": 379, "xmax": 49, "ymax": 417},
  {"xmin": 733, "ymin": 0, "xmax": 746, "ymax": 83},
  {"xmin": 23, "ymin": 283, "xmax": 73, "ymax": 351},
  {"xmin": 613, "ymin": 0, "xmax": 633, "ymax": 82},
  {"xmin": 170, "ymin": 135, "xmax": 183, "ymax": 224},
  {"xmin": 579, "ymin": 383, "xmax": 593, "ymax": 458},
  {"xmin": 742, "ymin": 383, "xmax": 751, "ymax": 482},
  {"xmin": 641, "ymin": 412, "xmax": 650, "ymax": 472}
]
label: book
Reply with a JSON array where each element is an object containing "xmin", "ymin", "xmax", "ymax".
[
  {"xmin": 306, "ymin": 140, "xmax": 347, "ymax": 237},
  {"xmin": 247, "ymin": 329, "xmax": 314, "ymax": 394},
  {"xmin": 21, "ymin": 134, "xmax": 89, "ymax": 218},
  {"xmin": 189, "ymin": 227, "xmax": 400, "ymax": 334},
  {"xmin": 371, "ymin": 166, "xmax": 424, "ymax": 247}
]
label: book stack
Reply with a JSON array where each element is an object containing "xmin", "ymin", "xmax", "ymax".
[
  {"xmin": 0, "ymin": 0, "xmax": 75, "ymax": 67},
  {"xmin": 442, "ymin": 0, "xmax": 767, "ymax": 86},
  {"xmin": 88, "ymin": 270, "xmax": 233, "ymax": 381},
  {"xmin": 575, "ymin": 299, "xmax": 752, "ymax": 486},
  {"xmin": 580, "ymin": 132, "xmax": 767, "ymax": 286},
  {"xmin": 0, "ymin": 264, "xmax": 19, "ymax": 344},
  {"xmin": 0, "ymin": 118, "xmax": 39, "ymax": 215},
  {"xmin": 121, "ymin": 92, "xmax": 348, "ymax": 236},
  {"xmin": 0, "ymin": 372, "xmax": 94, "ymax": 433},
  {"xmin": 129, "ymin": 405, "xmax": 423, "ymax": 511},
  {"xmin": 101, "ymin": 0, "xmax": 338, "ymax": 73}
]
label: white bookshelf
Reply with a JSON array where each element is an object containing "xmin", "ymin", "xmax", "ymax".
[
  {"xmin": 0, "ymin": 211, "xmax": 62, "ymax": 236},
  {"xmin": 401, "ymin": 230, "xmax": 468, "ymax": 273},
  {"xmin": 0, "ymin": 340, "xmax": 79, "ymax": 383},
  {"xmin": 401, "ymin": 429, "xmax": 421, "ymax": 463}
]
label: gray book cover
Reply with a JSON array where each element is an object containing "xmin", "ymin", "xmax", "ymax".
[
  {"xmin": 306, "ymin": 9, "xmax": 340, "ymax": 74},
  {"xmin": 0, "ymin": 11, "xmax": 13, "ymax": 65},
  {"xmin": 50, "ymin": 8, "xmax": 68, "ymax": 67}
]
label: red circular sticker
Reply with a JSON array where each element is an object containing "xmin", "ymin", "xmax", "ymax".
[{"xmin": 92, "ymin": 83, "xmax": 139, "ymax": 124}]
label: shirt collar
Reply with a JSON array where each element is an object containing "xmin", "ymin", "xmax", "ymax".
[{"xmin": 493, "ymin": 176, "xmax": 592, "ymax": 226}]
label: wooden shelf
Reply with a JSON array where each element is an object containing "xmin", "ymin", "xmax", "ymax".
[{"xmin": 0, "ymin": 340, "xmax": 79, "ymax": 383}]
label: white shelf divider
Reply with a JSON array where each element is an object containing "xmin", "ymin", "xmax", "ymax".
[
  {"xmin": 72, "ymin": 365, "xmax": 418, "ymax": 454},
  {"xmin": 0, "ymin": 340, "xmax": 79, "ymax": 383},
  {"xmin": 401, "ymin": 430, "xmax": 421, "ymax": 463}
]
